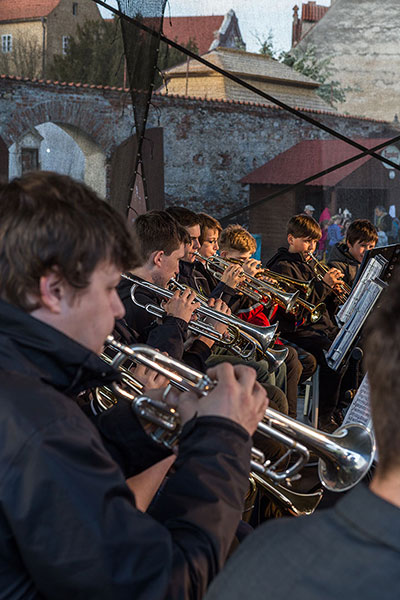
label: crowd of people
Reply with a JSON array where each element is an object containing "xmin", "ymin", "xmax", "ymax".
[
  {"xmin": 0, "ymin": 171, "xmax": 398, "ymax": 599},
  {"xmin": 303, "ymin": 203, "xmax": 400, "ymax": 259}
]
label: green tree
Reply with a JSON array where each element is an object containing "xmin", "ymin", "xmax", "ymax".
[
  {"xmin": 256, "ymin": 31, "xmax": 351, "ymax": 108},
  {"xmin": 48, "ymin": 19, "xmax": 125, "ymax": 86},
  {"xmin": 48, "ymin": 19, "xmax": 199, "ymax": 90},
  {"xmin": 280, "ymin": 45, "xmax": 352, "ymax": 107}
]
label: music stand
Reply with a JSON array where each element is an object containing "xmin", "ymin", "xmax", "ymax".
[{"xmin": 352, "ymin": 243, "xmax": 400, "ymax": 288}]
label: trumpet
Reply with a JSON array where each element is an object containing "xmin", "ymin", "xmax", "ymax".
[
  {"xmin": 122, "ymin": 274, "xmax": 286, "ymax": 367},
  {"xmin": 169, "ymin": 278, "xmax": 288, "ymax": 370},
  {"xmin": 224, "ymin": 256, "xmax": 325, "ymax": 323},
  {"xmin": 100, "ymin": 337, "xmax": 310, "ymax": 482},
  {"xmin": 197, "ymin": 253, "xmax": 300, "ymax": 314},
  {"xmin": 261, "ymin": 270, "xmax": 314, "ymax": 298},
  {"xmin": 293, "ymin": 297, "xmax": 327, "ymax": 324},
  {"xmin": 101, "ymin": 337, "xmax": 375, "ymax": 492},
  {"xmin": 227, "ymin": 257, "xmax": 314, "ymax": 299},
  {"xmin": 307, "ymin": 251, "xmax": 352, "ymax": 303}
]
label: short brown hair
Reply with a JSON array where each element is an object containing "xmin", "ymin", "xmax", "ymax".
[
  {"xmin": 287, "ymin": 214, "xmax": 321, "ymax": 241},
  {"xmin": 0, "ymin": 171, "xmax": 138, "ymax": 312},
  {"xmin": 364, "ymin": 272, "xmax": 400, "ymax": 475},
  {"xmin": 166, "ymin": 206, "xmax": 201, "ymax": 228},
  {"xmin": 132, "ymin": 210, "xmax": 186, "ymax": 264},
  {"xmin": 198, "ymin": 212, "xmax": 222, "ymax": 245},
  {"xmin": 219, "ymin": 224, "xmax": 257, "ymax": 254},
  {"xmin": 346, "ymin": 219, "xmax": 378, "ymax": 246}
]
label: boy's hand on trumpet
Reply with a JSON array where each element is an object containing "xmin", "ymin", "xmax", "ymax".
[
  {"xmin": 164, "ymin": 362, "xmax": 268, "ymax": 436},
  {"xmin": 163, "ymin": 288, "xmax": 200, "ymax": 323}
]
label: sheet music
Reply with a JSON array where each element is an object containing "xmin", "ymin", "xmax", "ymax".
[
  {"xmin": 342, "ymin": 374, "xmax": 377, "ymax": 462},
  {"xmin": 343, "ymin": 374, "xmax": 373, "ymax": 433}
]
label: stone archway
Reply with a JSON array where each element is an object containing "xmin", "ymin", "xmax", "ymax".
[
  {"xmin": 57, "ymin": 123, "xmax": 106, "ymax": 198},
  {"xmin": 4, "ymin": 99, "xmax": 109, "ymax": 197}
]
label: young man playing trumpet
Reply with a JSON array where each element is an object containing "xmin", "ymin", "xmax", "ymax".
[
  {"xmin": 0, "ymin": 172, "xmax": 267, "ymax": 599},
  {"xmin": 217, "ymin": 224, "xmax": 317, "ymax": 420},
  {"xmin": 165, "ymin": 206, "xmax": 291, "ymax": 418},
  {"xmin": 117, "ymin": 210, "xmax": 231, "ymax": 371},
  {"xmin": 267, "ymin": 214, "xmax": 347, "ymax": 431}
]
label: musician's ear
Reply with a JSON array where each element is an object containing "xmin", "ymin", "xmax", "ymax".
[
  {"xmin": 152, "ymin": 250, "xmax": 164, "ymax": 268},
  {"xmin": 288, "ymin": 234, "xmax": 294, "ymax": 246}
]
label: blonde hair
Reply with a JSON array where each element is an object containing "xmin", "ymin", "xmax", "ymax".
[{"xmin": 219, "ymin": 224, "xmax": 257, "ymax": 254}]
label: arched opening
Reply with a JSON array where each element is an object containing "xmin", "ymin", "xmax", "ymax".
[{"xmin": 9, "ymin": 122, "xmax": 106, "ymax": 198}]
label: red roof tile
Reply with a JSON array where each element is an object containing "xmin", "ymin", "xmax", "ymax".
[
  {"xmin": 301, "ymin": 2, "xmax": 329, "ymax": 22},
  {"xmin": 241, "ymin": 138, "xmax": 391, "ymax": 186},
  {"xmin": 0, "ymin": 0, "xmax": 60, "ymax": 21},
  {"xmin": 161, "ymin": 15, "xmax": 224, "ymax": 55}
]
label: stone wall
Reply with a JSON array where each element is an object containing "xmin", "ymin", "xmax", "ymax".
[
  {"xmin": 147, "ymin": 93, "xmax": 398, "ymax": 220},
  {"xmin": 0, "ymin": 76, "xmax": 397, "ymax": 225}
]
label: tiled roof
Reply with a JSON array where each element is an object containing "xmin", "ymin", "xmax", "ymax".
[
  {"xmin": 302, "ymin": 2, "xmax": 329, "ymax": 23},
  {"xmin": 0, "ymin": 0, "xmax": 60, "ymax": 21},
  {"xmin": 160, "ymin": 47, "xmax": 333, "ymax": 112},
  {"xmin": 241, "ymin": 138, "xmax": 391, "ymax": 186},
  {"xmin": 163, "ymin": 47, "xmax": 320, "ymax": 87},
  {"xmin": 0, "ymin": 73, "xmax": 390, "ymax": 124},
  {"xmin": 162, "ymin": 15, "xmax": 224, "ymax": 55}
]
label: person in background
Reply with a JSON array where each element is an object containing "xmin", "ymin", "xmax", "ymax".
[
  {"xmin": 303, "ymin": 204, "xmax": 315, "ymax": 218},
  {"xmin": 319, "ymin": 206, "xmax": 331, "ymax": 224},
  {"xmin": 327, "ymin": 214, "xmax": 343, "ymax": 249},
  {"xmin": 377, "ymin": 227, "xmax": 388, "ymax": 247},
  {"xmin": 374, "ymin": 205, "xmax": 393, "ymax": 243},
  {"xmin": 317, "ymin": 219, "xmax": 329, "ymax": 259}
]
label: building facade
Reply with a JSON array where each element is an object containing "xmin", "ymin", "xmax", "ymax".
[
  {"xmin": 294, "ymin": 0, "xmax": 400, "ymax": 122},
  {"xmin": 0, "ymin": 0, "xmax": 101, "ymax": 78}
]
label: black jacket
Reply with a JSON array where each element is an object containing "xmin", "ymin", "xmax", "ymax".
[
  {"xmin": 118, "ymin": 274, "xmax": 211, "ymax": 371},
  {"xmin": 327, "ymin": 242, "xmax": 359, "ymax": 287},
  {"xmin": 266, "ymin": 247, "xmax": 337, "ymax": 334},
  {"xmin": 185, "ymin": 260, "xmax": 238, "ymax": 305},
  {"xmin": 0, "ymin": 299, "xmax": 252, "ymax": 600}
]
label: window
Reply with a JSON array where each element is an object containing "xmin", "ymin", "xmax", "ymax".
[
  {"xmin": 72, "ymin": 2, "xmax": 78, "ymax": 16},
  {"xmin": 21, "ymin": 148, "xmax": 39, "ymax": 173},
  {"xmin": 62, "ymin": 36, "xmax": 70, "ymax": 55},
  {"xmin": 1, "ymin": 34, "xmax": 12, "ymax": 53}
]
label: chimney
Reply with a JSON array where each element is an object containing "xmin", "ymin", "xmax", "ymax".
[{"xmin": 292, "ymin": 5, "xmax": 302, "ymax": 47}]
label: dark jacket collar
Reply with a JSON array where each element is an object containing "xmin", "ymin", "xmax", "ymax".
[
  {"xmin": 266, "ymin": 246, "xmax": 306, "ymax": 267},
  {"xmin": 0, "ymin": 298, "xmax": 119, "ymax": 397},
  {"xmin": 179, "ymin": 260, "xmax": 195, "ymax": 278},
  {"xmin": 328, "ymin": 242, "xmax": 359, "ymax": 266},
  {"xmin": 335, "ymin": 483, "xmax": 400, "ymax": 552}
]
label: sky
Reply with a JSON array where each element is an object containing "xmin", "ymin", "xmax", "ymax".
[{"xmin": 97, "ymin": 0, "xmax": 331, "ymax": 53}]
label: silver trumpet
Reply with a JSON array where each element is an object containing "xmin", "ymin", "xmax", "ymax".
[
  {"xmin": 101, "ymin": 337, "xmax": 310, "ymax": 482},
  {"xmin": 219, "ymin": 255, "xmax": 325, "ymax": 323},
  {"xmin": 122, "ymin": 274, "xmax": 286, "ymax": 366},
  {"xmin": 169, "ymin": 278, "xmax": 288, "ymax": 370},
  {"xmin": 197, "ymin": 253, "xmax": 300, "ymax": 314},
  {"xmin": 101, "ymin": 337, "xmax": 375, "ymax": 492}
]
